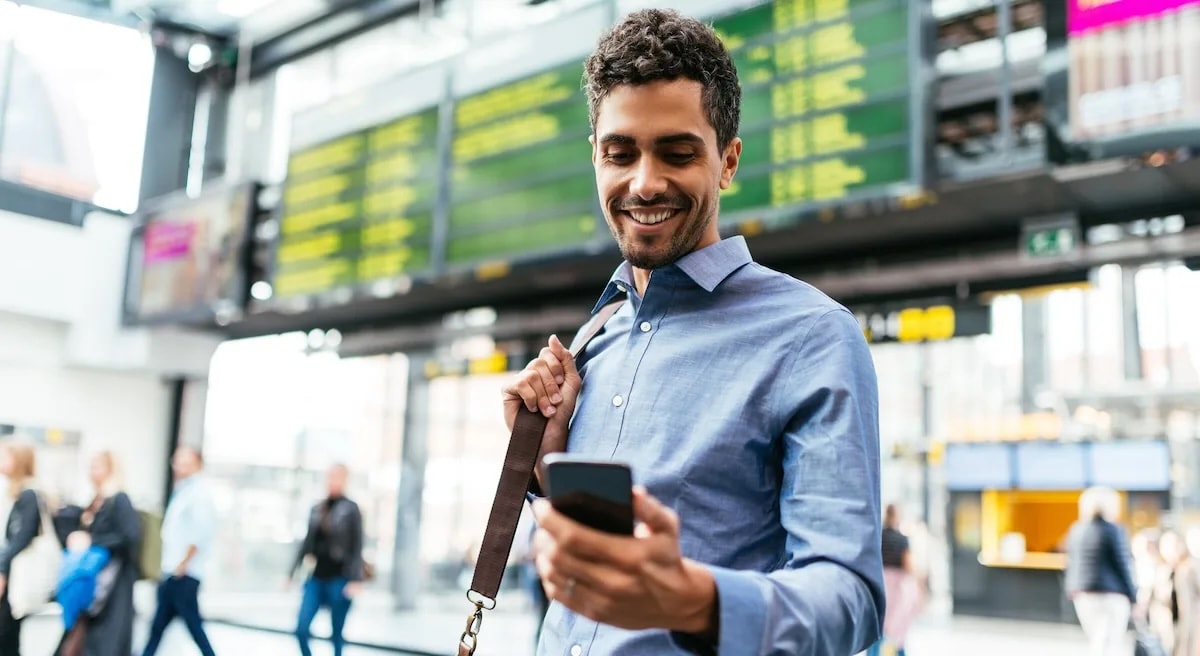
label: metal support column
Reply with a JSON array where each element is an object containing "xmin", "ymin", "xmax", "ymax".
[
  {"xmin": 1121, "ymin": 266, "xmax": 1143, "ymax": 381},
  {"xmin": 919, "ymin": 342, "xmax": 933, "ymax": 526},
  {"xmin": 393, "ymin": 353, "xmax": 431, "ymax": 611},
  {"xmin": 0, "ymin": 34, "xmax": 16, "ymax": 160},
  {"xmin": 1021, "ymin": 296, "xmax": 1048, "ymax": 413},
  {"xmin": 997, "ymin": 0, "xmax": 1015, "ymax": 159},
  {"xmin": 163, "ymin": 376, "xmax": 187, "ymax": 506}
]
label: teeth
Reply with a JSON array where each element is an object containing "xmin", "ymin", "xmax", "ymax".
[{"xmin": 627, "ymin": 209, "xmax": 675, "ymax": 225}]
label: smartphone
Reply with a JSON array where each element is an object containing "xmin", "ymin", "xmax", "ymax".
[{"xmin": 542, "ymin": 454, "xmax": 635, "ymax": 536}]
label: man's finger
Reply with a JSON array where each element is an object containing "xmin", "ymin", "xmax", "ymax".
[
  {"xmin": 548, "ymin": 335, "xmax": 579, "ymax": 384},
  {"xmin": 536, "ymin": 350, "xmax": 563, "ymax": 403},
  {"xmin": 633, "ymin": 486, "xmax": 679, "ymax": 536},
  {"xmin": 536, "ymin": 501, "xmax": 641, "ymax": 569},
  {"xmin": 540, "ymin": 346, "xmax": 566, "ymax": 384}
]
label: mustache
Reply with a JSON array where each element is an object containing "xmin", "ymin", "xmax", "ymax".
[{"xmin": 615, "ymin": 195, "xmax": 689, "ymax": 211}]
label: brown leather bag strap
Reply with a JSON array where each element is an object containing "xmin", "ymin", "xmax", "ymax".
[{"xmin": 458, "ymin": 299, "xmax": 624, "ymax": 655}]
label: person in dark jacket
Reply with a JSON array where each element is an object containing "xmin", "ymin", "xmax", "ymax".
[
  {"xmin": 1065, "ymin": 486, "xmax": 1139, "ymax": 656},
  {"xmin": 78, "ymin": 451, "xmax": 142, "ymax": 656},
  {"xmin": 289, "ymin": 464, "xmax": 364, "ymax": 656},
  {"xmin": 0, "ymin": 442, "xmax": 42, "ymax": 656}
]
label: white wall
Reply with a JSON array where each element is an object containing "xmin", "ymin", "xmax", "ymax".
[{"xmin": 0, "ymin": 209, "xmax": 224, "ymax": 510}]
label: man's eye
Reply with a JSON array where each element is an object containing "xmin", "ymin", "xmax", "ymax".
[
  {"xmin": 665, "ymin": 152, "xmax": 695, "ymax": 164},
  {"xmin": 604, "ymin": 152, "xmax": 634, "ymax": 164}
]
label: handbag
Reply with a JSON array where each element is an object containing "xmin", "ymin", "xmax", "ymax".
[
  {"xmin": 456, "ymin": 300, "xmax": 623, "ymax": 656},
  {"xmin": 9, "ymin": 492, "xmax": 65, "ymax": 619}
]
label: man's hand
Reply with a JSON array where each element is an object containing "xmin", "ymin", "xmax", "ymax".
[
  {"xmin": 502, "ymin": 335, "xmax": 581, "ymax": 477},
  {"xmin": 0, "ymin": 573, "xmax": 7, "ymax": 600},
  {"xmin": 344, "ymin": 582, "xmax": 363, "ymax": 599},
  {"xmin": 532, "ymin": 487, "xmax": 717, "ymax": 636},
  {"xmin": 173, "ymin": 562, "xmax": 189, "ymax": 578}
]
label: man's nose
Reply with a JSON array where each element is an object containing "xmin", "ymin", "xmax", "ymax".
[{"xmin": 629, "ymin": 158, "xmax": 668, "ymax": 200}]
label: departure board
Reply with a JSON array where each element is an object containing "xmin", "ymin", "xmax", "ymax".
[
  {"xmin": 713, "ymin": 0, "xmax": 917, "ymax": 220},
  {"xmin": 274, "ymin": 106, "xmax": 440, "ymax": 299},
  {"xmin": 447, "ymin": 62, "xmax": 599, "ymax": 266}
]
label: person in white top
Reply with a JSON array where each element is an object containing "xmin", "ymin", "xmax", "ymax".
[{"xmin": 139, "ymin": 447, "xmax": 218, "ymax": 656}]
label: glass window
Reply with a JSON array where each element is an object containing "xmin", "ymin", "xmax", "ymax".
[
  {"xmin": 0, "ymin": 5, "xmax": 152, "ymax": 212},
  {"xmin": 201, "ymin": 334, "xmax": 405, "ymax": 627}
]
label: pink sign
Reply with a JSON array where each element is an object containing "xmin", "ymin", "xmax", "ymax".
[
  {"xmin": 143, "ymin": 221, "xmax": 196, "ymax": 264},
  {"xmin": 1069, "ymin": 0, "xmax": 1200, "ymax": 35}
]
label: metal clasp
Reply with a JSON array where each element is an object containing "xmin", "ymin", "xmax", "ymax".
[{"xmin": 459, "ymin": 590, "xmax": 495, "ymax": 655}]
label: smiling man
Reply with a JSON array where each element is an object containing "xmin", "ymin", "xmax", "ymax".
[{"xmin": 502, "ymin": 8, "xmax": 884, "ymax": 655}]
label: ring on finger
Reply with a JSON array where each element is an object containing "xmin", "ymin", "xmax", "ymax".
[{"xmin": 564, "ymin": 577, "xmax": 577, "ymax": 597}]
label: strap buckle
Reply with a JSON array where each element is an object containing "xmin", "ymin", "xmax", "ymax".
[{"xmin": 459, "ymin": 590, "xmax": 496, "ymax": 655}]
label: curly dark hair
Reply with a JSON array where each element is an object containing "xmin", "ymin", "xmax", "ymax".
[{"xmin": 583, "ymin": 8, "xmax": 741, "ymax": 150}]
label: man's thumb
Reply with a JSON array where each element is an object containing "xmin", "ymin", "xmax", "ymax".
[{"xmin": 633, "ymin": 486, "xmax": 678, "ymax": 536}]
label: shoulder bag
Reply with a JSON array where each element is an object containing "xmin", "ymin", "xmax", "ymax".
[
  {"xmin": 457, "ymin": 300, "xmax": 623, "ymax": 656},
  {"xmin": 9, "ymin": 491, "xmax": 65, "ymax": 619}
]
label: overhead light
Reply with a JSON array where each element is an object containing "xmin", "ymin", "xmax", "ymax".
[
  {"xmin": 215, "ymin": 0, "xmax": 276, "ymax": 19},
  {"xmin": 187, "ymin": 42, "xmax": 213, "ymax": 72}
]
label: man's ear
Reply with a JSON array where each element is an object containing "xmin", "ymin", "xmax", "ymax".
[
  {"xmin": 719, "ymin": 137, "xmax": 743, "ymax": 190},
  {"xmin": 590, "ymin": 134, "xmax": 598, "ymax": 166}
]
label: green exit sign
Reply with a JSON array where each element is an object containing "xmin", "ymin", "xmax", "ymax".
[{"xmin": 1022, "ymin": 217, "xmax": 1081, "ymax": 259}]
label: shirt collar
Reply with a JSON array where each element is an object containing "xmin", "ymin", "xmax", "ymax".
[{"xmin": 590, "ymin": 236, "xmax": 753, "ymax": 313}]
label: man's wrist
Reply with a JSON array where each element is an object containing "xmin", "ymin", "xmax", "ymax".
[{"xmin": 675, "ymin": 560, "xmax": 719, "ymax": 639}]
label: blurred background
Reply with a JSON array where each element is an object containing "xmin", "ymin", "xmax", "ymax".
[{"xmin": 1, "ymin": 0, "xmax": 1200, "ymax": 653}]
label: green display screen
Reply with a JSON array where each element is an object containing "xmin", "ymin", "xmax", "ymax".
[
  {"xmin": 274, "ymin": 107, "xmax": 440, "ymax": 299},
  {"xmin": 716, "ymin": 0, "xmax": 915, "ymax": 217},
  {"xmin": 270, "ymin": 0, "xmax": 923, "ymax": 300},
  {"xmin": 447, "ymin": 62, "xmax": 598, "ymax": 265}
]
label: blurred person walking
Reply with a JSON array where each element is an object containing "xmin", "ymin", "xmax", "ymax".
[
  {"xmin": 1065, "ymin": 486, "xmax": 1139, "ymax": 656},
  {"xmin": 1153, "ymin": 531, "xmax": 1188, "ymax": 655},
  {"xmin": 867, "ymin": 504, "xmax": 924, "ymax": 656},
  {"xmin": 1173, "ymin": 528, "xmax": 1200, "ymax": 656},
  {"xmin": 288, "ymin": 464, "xmax": 365, "ymax": 656},
  {"xmin": 0, "ymin": 442, "xmax": 45, "ymax": 655},
  {"xmin": 77, "ymin": 451, "xmax": 142, "ymax": 656},
  {"xmin": 140, "ymin": 447, "xmax": 217, "ymax": 656}
]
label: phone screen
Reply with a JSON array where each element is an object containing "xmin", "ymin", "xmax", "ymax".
[{"xmin": 544, "ymin": 458, "xmax": 634, "ymax": 536}]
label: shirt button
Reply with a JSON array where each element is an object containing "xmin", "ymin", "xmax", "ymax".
[
  {"xmin": 612, "ymin": 395, "xmax": 624, "ymax": 407},
  {"xmin": 570, "ymin": 646, "xmax": 582, "ymax": 656},
  {"xmin": 616, "ymin": 284, "xmax": 627, "ymax": 293},
  {"xmin": 639, "ymin": 321, "xmax": 652, "ymax": 333}
]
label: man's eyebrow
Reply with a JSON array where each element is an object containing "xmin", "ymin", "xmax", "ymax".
[
  {"xmin": 598, "ymin": 134, "xmax": 635, "ymax": 146},
  {"xmin": 596, "ymin": 133, "xmax": 706, "ymax": 146},
  {"xmin": 655, "ymin": 133, "xmax": 705, "ymax": 146}
]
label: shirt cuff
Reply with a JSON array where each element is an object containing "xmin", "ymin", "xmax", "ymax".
[{"xmin": 671, "ymin": 565, "xmax": 766, "ymax": 655}]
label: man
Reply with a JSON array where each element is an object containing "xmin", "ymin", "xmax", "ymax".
[
  {"xmin": 502, "ymin": 9, "xmax": 884, "ymax": 655},
  {"xmin": 140, "ymin": 446, "xmax": 217, "ymax": 656}
]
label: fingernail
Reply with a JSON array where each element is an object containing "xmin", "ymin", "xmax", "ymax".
[
  {"xmin": 551, "ymin": 393, "xmax": 562, "ymax": 404},
  {"xmin": 545, "ymin": 406, "xmax": 556, "ymax": 416},
  {"xmin": 556, "ymin": 376, "xmax": 564, "ymax": 385}
]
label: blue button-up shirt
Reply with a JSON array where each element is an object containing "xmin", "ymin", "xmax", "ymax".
[{"xmin": 538, "ymin": 236, "xmax": 884, "ymax": 656}]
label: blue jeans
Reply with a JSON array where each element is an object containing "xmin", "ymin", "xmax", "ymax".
[
  {"xmin": 295, "ymin": 577, "xmax": 353, "ymax": 656},
  {"xmin": 141, "ymin": 575, "xmax": 216, "ymax": 656}
]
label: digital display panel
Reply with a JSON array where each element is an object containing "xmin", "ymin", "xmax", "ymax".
[
  {"xmin": 713, "ymin": 0, "xmax": 920, "ymax": 222},
  {"xmin": 129, "ymin": 183, "xmax": 254, "ymax": 323},
  {"xmin": 447, "ymin": 62, "xmax": 598, "ymax": 266},
  {"xmin": 945, "ymin": 443, "xmax": 1015, "ymax": 491},
  {"xmin": 1014, "ymin": 442, "xmax": 1087, "ymax": 490},
  {"xmin": 1089, "ymin": 440, "xmax": 1171, "ymax": 491},
  {"xmin": 1067, "ymin": 0, "xmax": 1200, "ymax": 140},
  {"xmin": 274, "ymin": 106, "xmax": 440, "ymax": 299}
]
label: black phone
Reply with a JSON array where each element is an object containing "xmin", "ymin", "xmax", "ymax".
[{"xmin": 542, "ymin": 454, "xmax": 635, "ymax": 536}]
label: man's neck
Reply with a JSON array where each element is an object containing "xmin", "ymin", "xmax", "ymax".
[{"xmin": 633, "ymin": 267, "xmax": 652, "ymax": 296}]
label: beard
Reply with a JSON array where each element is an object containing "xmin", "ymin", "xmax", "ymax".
[{"xmin": 606, "ymin": 191, "xmax": 718, "ymax": 270}]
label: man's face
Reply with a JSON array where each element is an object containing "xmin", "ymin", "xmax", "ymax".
[
  {"xmin": 172, "ymin": 449, "xmax": 200, "ymax": 480},
  {"xmin": 591, "ymin": 79, "xmax": 741, "ymax": 270}
]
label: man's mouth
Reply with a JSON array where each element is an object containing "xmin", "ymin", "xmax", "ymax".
[{"xmin": 623, "ymin": 208, "xmax": 683, "ymax": 225}]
